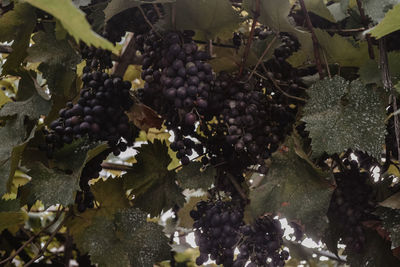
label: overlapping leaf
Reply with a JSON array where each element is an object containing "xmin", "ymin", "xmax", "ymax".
[
  {"xmin": 375, "ymin": 207, "xmax": 400, "ymax": 248},
  {"xmin": 0, "ymin": 199, "xmax": 27, "ymax": 233},
  {"xmin": 176, "ymin": 162, "xmax": 215, "ymax": 190},
  {"xmin": 302, "ymin": 76, "xmax": 387, "ymax": 159},
  {"xmin": 122, "ymin": 140, "xmax": 184, "ymax": 216},
  {"xmin": 161, "ymin": 0, "xmax": 242, "ymax": 39},
  {"xmin": 0, "ymin": 3, "xmax": 36, "ymax": 74},
  {"xmin": 69, "ymin": 207, "xmax": 170, "ymax": 267},
  {"xmin": 246, "ymin": 136, "xmax": 332, "ymax": 240},
  {"xmin": 25, "ymin": 0, "xmax": 117, "ymax": 53}
]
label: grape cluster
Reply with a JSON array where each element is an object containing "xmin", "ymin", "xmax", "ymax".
[
  {"xmin": 273, "ymin": 32, "xmax": 300, "ymax": 62},
  {"xmin": 327, "ymin": 162, "xmax": 376, "ymax": 253},
  {"xmin": 190, "ymin": 200, "xmax": 244, "ymax": 266},
  {"xmin": 135, "ymin": 30, "xmax": 213, "ymax": 164},
  {"xmin": 42, "ymin": 69, "xmax": 137, "ymax": 157},
  {"xmin": 202, "ymin": 72, "xmax": 295, "ymax": 174},
  {"xmin": 234, "ymin": 216, "xmax": 288, "ymax": 267},
  {"xmin": 254, "ymin": 26, "xmax": 273, "ymax": 40},
  {"xmin": 75, "ymin": 149, "xmax": 110, "ymax": 212},
  {"xmin": 80, "ymin": 44, "xmax": 113, "ymax": 71}
]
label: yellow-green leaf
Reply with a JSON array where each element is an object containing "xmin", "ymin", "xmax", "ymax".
[
  {"xmin": 369, "ymin": 3, "xmax": 400, "ymax": 38},
  {"xmin": 24, "ymin": 0, "xmax": 118, "ymax": 53}
]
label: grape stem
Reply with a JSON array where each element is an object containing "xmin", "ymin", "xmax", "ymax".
[
  {"xmin": 251, "ymin": 69, "xmax": 307, "ymax": 102},
  {"xmin": 23, "ymin": 214, "xmax": 69, "ymax": 267},
  {"xmin": 238, "ymin": 0, "xmax": 260, "ymax": 77},
  {"xmin": 356, "ymin": 0, "xmax": 375, "ymax": 60},
  {"xmin": 138, "ymin": 5, "xmax": 162, "ymax": 38},
  {"xmin": 248, "ymin": 34, "xmax": 278, "ymax": 81},
  {"xmin": 0, "ymin": 44, "xmax": 12, "ymax": 54},
  {"xmin": 298, "ymin": 0, "xmax": 324, "ymax": 79},
  {"xmin": 112, "ymin": 33, "xmax": 143, "ymax": 77},
  {"xmin": 380, "ymin": 38, "xmax": 400, "ymax": 162},
  {"xmin": 226, "ymin": 173, "xmax": 248, "ymax": 201},
  {"xmin": 0, "ymin": 208, "xmax": 65, "ymax": 265}
]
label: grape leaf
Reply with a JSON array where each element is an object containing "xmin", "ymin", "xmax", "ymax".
[
  {"xmin": 176, "ymin": 162, "xmax": 215, "ymax": 190},
  {"xmin": 0, "ymin": 199, "xmax": 28, "ymax": 233},
  {"xmin": 22, "ymin": 163, "xmax": 80, "ymax": 209},
  {"xmin": 70, "ymin": 207, "xmax": 170, "ymax": 267},
  {"xmin": 122, "ymin": 140, "xmax": 184, "ymax": 216},
  {"xmin": 288, "ymin": 28, "xmax": 373, "ymax": 68},
  {"xmin": 305, "ymin": 0, "xmax": 336, "ymax": 22},
  {"xmin": 0, "ymin": 77, "xmax": 51, "ymax": 196},
  {"xmin": 91, "ymin": 177, "xmax": 130, "ymax": 216},
  {"xmin": 0, "ymin": 3, "xmax": 36, "ymax": 74},
  {"xmin": 380, "ymin": 191, "xmax": 400, "ymax": 209},
  {"xmin": 25, "ymin": 0, "xmax": 117, "ymax": 53},
  {"xmin": 362, "ymin": 0, "xmax": 400, "ymax": 23},
  {"xmin": 73, "ymin": 0, "xmax": 92, "ymax": 7},
  {"xmin": 104, "ymin": 0, "xmax": 175, "ymax": 21},
  {"xmin": 161, "ymin": 0, "xmax": 242, "ymax": 39},
  {"xmin": 302, "ymin": 76, "xmax": 387, "ymax": 159},
  {"xmin": 246, "ymin": 136, "xmax": 333, "ymax": 240},
  {"xmin": 27, "ymin": 27, "xmax": 81, "ymax": 123},
  {"xmin": 358, "ymin": 52, "xmax": 400, "ymax": 86},
  {"xmin": 19, "ymin": 141, "xmax": 108, "ymax": 208},
  {"xmin": 369, "ymin": 3, "xmax": 400, "ymax": 38},
  {"xmin": 375, "ymin": 207, "xmax": 400, "ymax": 248}
]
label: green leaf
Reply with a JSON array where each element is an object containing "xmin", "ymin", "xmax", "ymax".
[
  {"xmin": 304, "ymin": 0, "xmax": 336, "ymax": 22},
  {"xmin": 0, "ymin": 3, "xmax": 36, "ymax": 74},
  {"xmin": 25, "ymin": 0, "xmax": 118, "ymax": 53},
  {"xmin": 161, "ymin": 0, "xmax": 242, "ymax": 39},
  {"xmin": 369, "ymin": 3, "xmax": 400, "ymax": 38},
  {"xmin": 122, "ymin": 140, "xmax": 184, "ymax": 216},
  {"xmin": 288, "ymin": 29, "xmax": 373, "ymax": 68},
  {"xmin": 27, "ymin": 27, "xmax": 81, "ymax": 123},
  {"xmin": 346, "ymin": 229, "xmax": 400, "ymax": 266},
  {"xmin": 27, "ymin": 30, "xmax": 81, "ymax": 68},
  {"xmin": 104, "ymin": 0, "xmax": 175, "ymax": 21},
  {"xmin": 176, "ymin": 162, "xmax": 215, "ymax": 190},
  {"xmin": 246, "ymin": 136, "xmax": 333, "ymax": 240},
  {"xmin": 70, "ymin": 207, "xmax": 170, "ymax": 267},
  {"xmin": 0, "ymin": 78, "xmax": 51, "ymax": 196},
  {"xmin": 19, "ymin": 141, "xmax": 108, "ymax": 208},
  {"xmin": 362, "ymin": 0, "xmax": 400, "ymax": 23},
  {"xmin": 91, "ymin": 177, "xmax": 130, "ymax": 216},
  {"xmin": 302, "ymin": 76, "xmax": 387, "ymax": 159},
  {"xmin": 0, "ymin": 199, "xmax": 28, "ymax": 233},
  {"xmin": 375, "ymin": 207, "xmax": 400, "ymax": 248},
  {"xmin": 23, "ymin": 163, "xmax": 80, "ymax": 209},
  {"xmin": 380, "ymin": 191, "xmax": 400, "ymax": 209},
  {"xmin": 358, "ymin": 52, "xmax": 400, "ymax": 86}
]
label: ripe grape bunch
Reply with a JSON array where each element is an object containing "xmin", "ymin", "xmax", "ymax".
[
  {"xmin": 191, "ymin": 200, "xmax": 244, "ymax": 266},
  {"xmin": 202, "ymin": 72, "xmax": 294, "ymax": 174},
  {"xmin": 327, "ymin": 161, "xmax": 376, "ymax": 253},
  {"xmin": 43, "ymin": 69, "xmax": 137, "ymax": 157},
  {"xmin": 234, "ymin": 216, "xmax": 288, "ymax": 267},
  {"xmin": 135, "ymin": 29, "xmax": 213, "ymax": 165},
  {"xmin": 75, "ymin": 149, "xmax": 111, "ymax": 213}
]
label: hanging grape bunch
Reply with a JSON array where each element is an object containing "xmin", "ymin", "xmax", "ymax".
[
  {"xmin": 234, "ymin": 216, "xmax": 288, "ymax": 267},
  {"xmin": 202, "ymin": 72, "xmax": 295, "ymax": 174},
  {"xmin": 327, "ymin": 161, "xmax": 377, "ymax": 253},
  {"xmin": 191, "ymin": 200, "xmax": 244, "ymax": 266},
  {"xmin": 42, "ymin": 70, "xmax": 137, "ymax": 157},
  {"xmin": 135, "ymin": 29, "xmax": 214, "ymax": 165}
]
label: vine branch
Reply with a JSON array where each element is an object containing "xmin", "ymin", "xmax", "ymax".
[
  {"xmin": 23, "ymin": 215, "xmax": 68, "ymax": 267},
  {"xmin": 298, "ymin": 0, "xmax": 324, "ymax": 79},
  {"xmin": 248, "ymin": 35, "xmax": 278, "ymax": 80},
  {"xmin": 112, "ymin": 33, "xmax": 142, "ymax": 77},
  {"xmin": 380, "ymin": 38, "xmax": 400, "ymax": 162},
  {"xmin": 0, "ymin": 209, "xmax": 64, "ymax": 265},
  {"xmin": 356, "ymin": 0, "xmax": 375, "ymax": 59},
  {"xmin": 239, "ymin": 0, "xmax": 260, "ymax": 76},
  {"xmin": 0, "ymin": 44, "xmax": 12, "ymax": 54}
]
